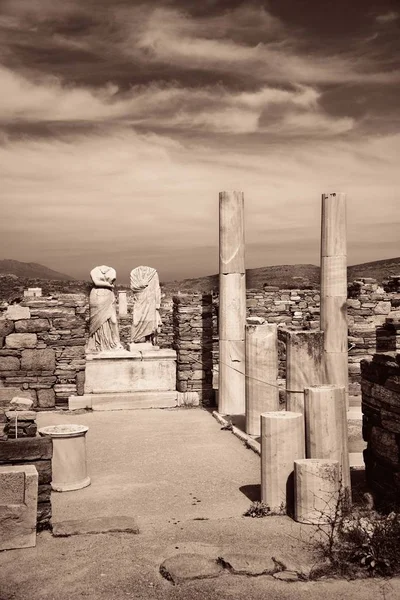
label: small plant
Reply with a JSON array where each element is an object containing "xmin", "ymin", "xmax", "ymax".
[{"xmin": 244, "ymin": 501, "xmax": 271, "ymax": 518}]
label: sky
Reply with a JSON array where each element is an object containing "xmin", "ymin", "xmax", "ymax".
[{"xmin": 0, "ymin": 0, "xmax": 399, "ymax": 283}]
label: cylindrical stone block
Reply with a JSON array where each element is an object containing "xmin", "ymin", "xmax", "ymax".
[
  {"xmin": 286, "ymin": 331, "xmax": 324, "ymax": 414},
  {"xmin": 321, "ymin": 192, "xmax": 346, "ymax": 257},
  {"xmin": 261, "ymin": 411, "xmax": 305, "ymax": 513},
  {"xmin": 218, "ymin": 339, "xmax": 245, "ymax": 415},
  {"xmin": 118, "ymin": 291, "xmax": 128, "ymax": 317},
  {"xmin": 219, "ymin": 273, "xmax": 246, "ymax": 341},
  {"xmin": 245, "ymin": 323, "xmax": 278, "ymax": 436},
  {"xmin": 320, "ymin": 296, "xmax": 348, "ymax": 352},
  {"xmin": 304, "ymin": 385, "xmax": 351, "ymax": 499},
  {"xmin": 294, "ymin": 459, "xmax": 340, "ymax": 524},
  {"xmin": 219, "ymin": 191, "xmax": 245, "ymax": 274},
  {"xmin": 39, "ymin": 425, "xmax": 91, "ymax": 492}
]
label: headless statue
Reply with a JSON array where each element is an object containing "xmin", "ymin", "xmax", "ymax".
[
  {"xmin": 130, "ymin": 266, "xmax": 162, "ymax": 345},
  {"xmin": 87, "ymin": 265, "xmax": 123, "ymax": 352}
]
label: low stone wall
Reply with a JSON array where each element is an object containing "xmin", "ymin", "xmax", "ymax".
[
  {"xmin": 361, "ymin": 350, "xmax": 400, "ymax": 509},
  {"xmin": 0, "ymin": 437, "xmax": 53, "ymax": 530},
  {"xmin": 0, "ymin": 295, "xmax": 87, "ymax": 408}
]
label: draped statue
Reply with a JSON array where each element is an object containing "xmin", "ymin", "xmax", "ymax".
[
  {"xmin": 130, "ymin": 266, "xmax": 162, "ymax": 345},
  {"xmin": 87, "ymin": 265, "xmax": 123, "ymax": 352}
]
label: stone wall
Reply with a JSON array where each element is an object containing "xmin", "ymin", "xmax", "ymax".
[
  {"xmin": 118, "ymin": 291, "xmax": 173, "ymax": 349},
  {"xmin": 173, "ymin": 294, "xmax": 215, "ymax": 406},
  {"xmin": 0, "ymin": 295, "xmax": 87, "ymax": 408},
  {"xmin": 0, "ymin": 437, "xmax": 52, "ymax": 530},
  {"xmin": 361, "ymin": 348, "xmax": 400, "ymax": 509}
]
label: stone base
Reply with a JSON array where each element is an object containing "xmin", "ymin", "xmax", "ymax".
[
  {"xmin": 84, "ymin": 348, "xmax": 177, "ymax": 394},
  {"xmin": 69, "ymin": 391, "xmax": 179, "ymax": 411},
  {"xmin": 128, "ymin": 342, "xmax": 159, "ymax": 352},
  {"xmin": 0, "ymin": 465, "xmax": 38, "ymax": 551}
]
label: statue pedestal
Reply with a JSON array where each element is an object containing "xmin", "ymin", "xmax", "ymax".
[{"xmin": 69, "ymin": 348, "xmax": 178, "ymax": 411}]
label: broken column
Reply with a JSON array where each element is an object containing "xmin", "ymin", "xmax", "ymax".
[
  {"xmin": 304, "ymin": 384, "xmax": 351, "ymax": 499},
  {"xmin": 294, "ymin": 459, "xmax": 340, "ymax": 524},
  {"xmin": 218, "ymin": 191, "xmax": 246, "ymax": 415},
  {"xmin": 261, "ymin": 411, "xmax": 305, "ymax": 513},
  {"xmin": 245, "ymin": 322, "xmax": 279, "ymax": 436},
  {"xmin": 320, "ymin": 192, "xmax": 348, "ymax": 408},
  {"xmin": 285, "ymin": 330, "xmax": 324, "ymax": 414}
]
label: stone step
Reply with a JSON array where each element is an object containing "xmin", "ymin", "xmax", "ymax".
[{"xmin": 69, "ymin": 392, "xmax": 178, "ymax": 411}]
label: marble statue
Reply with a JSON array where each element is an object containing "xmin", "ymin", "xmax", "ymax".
[
  {"xmin": 87, "ymin": 265, "xmax": 123, "ymax": 352},
  {"xmin": 130, "ymin": 265, "xmax": 162, "ymax": 345}
]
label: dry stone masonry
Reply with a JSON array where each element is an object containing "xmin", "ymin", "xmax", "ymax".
[{"xmin": 362, "ymin": 347, "xmax": 400, "ymax": 509}]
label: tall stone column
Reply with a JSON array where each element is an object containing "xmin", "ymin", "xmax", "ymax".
[
  {"xmin": 320, "ymin": 192, "xmax": 348, "ymax": 408},
  {"xmin": 218, "ymin": 191, "xmax": 246, "ymax": 415},
  {"xmin": 286, "ymin": 330, "xmax": 324, "ymax": 414},
  {"xmin": 245, "ymin": 323, "xmax": 279, "ymax": 436}
]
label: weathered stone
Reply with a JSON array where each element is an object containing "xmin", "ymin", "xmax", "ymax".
[
  {"xmin": 218, "ymin": 553, "xmax": 277, "ymax": 576},
  {"xmin": 374, "ymin": 302, "xmax": 391, "ymax": 315},
  {"xmin": 0, "ymin": 356, "xmax": 20, "ymax": 371},
  {"xmin": 5, "ymin": 334, "xmax": 37, "ymax": 349},
  {"xmin": 160, "ymin": 553, "xmax": 223, "ymax": 583},
  {"xmin": 273, "ymin": 571, "xmax": 300, "ymax": 582},
  {"xmin": 0, "ymin": 438, "xmax": 52, "ymax": 462},
  {"xmin": 0, "ymin": 465, "xmax": 38, "ymax": 551},
  {"xmin": 37, "ymin": 389, "xmax": 56, "ymax": 408},
  {"xmin": 9, "ymin": 397, "xmax": 33, "ymax": 410},
  {"xmin": 15, "ymin": 319, "xmax": 50, "ymax": 333},
  {"xmin": 30, "ymin": 307, "xmax": 75, "ymax": 319},
  {"xmin": 4, "ymin": 306, "xmax": 31, "ymax": 321},
  {"xmin": 6, "ymin": 410, "xmax": 37, "ymax": 421},
  {"xmin": 0, "ymin": 320, "xmax": 14, "ymax": 338},
  {"xmin": 76, "ymin": 371, "xmax": 85, "ymax": 396},
  {"xmin": 52, "ymin": 516, "xmax": 140, "ymax": 537},
  {"xmin": 21, "ymin": 349, "xmax": 55, "ymax": 371},
  {"xmin": 0, "ymin": 388, "xmax": 36, "ymax": 408}
]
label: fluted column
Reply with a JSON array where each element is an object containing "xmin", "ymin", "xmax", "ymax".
[
  {"xmin": 245, "ymin": 323, "xmax": 278, "ymax": 436},
  {"xmin": 218, "ymin": 191, "xmax": 246, "ymax": 415},
  {"xmin": 261, "ymin": 411, "xmax": 305, "ymax": 513},
  {"xmin": 320, "ymin": 192, "xmax": 348, "ymax": 408}
]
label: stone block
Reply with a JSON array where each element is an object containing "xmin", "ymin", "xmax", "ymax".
[
  {"xmin": 4, "ymin": 306, "xmax": 31, "ymax": 321},
  {"xmin": 21, "ymin": 349, "xmax": 55, "ymax": 371},
  {"xmin": 0, "ymin": 356, "xmax": 20, "ymax": 370},
  {"xmin": 76, "ymin": 371, "xmax": 85, "ymax": 396},
  {"xmin": 0, "ymin": 465, "xmax": 38, "ymax": 550},
  {"xmin": 0, "ymin": 438, "xmax": 52, "ymax": 462},
  {"xmin": 15, "ymin": 319, "xmax": 50, "ymax": 333},
  {"xmin": 374, "ymin": 302, "xmax": 391, "ymax": 315},
  {"xmin": 6, "ymin": 334, "xmax": 37, "ymax": 349},
  {"xmin": 6, "ymin": 410, "xmax": 37, "ymax": 421},
  {"xmin": 9, "ymin": 397, "xmax": 34, "ymax": 410},
  {"xmin": 37, "ymin": 389, "xmax": 55, "ymax": 408},
  {"xmin": 0, "ymin": 320, "xmax": 14, "ymax": 338},
  {"xmin": 0, "ymin": 388, "xmax": 36, "ymax": 408}
]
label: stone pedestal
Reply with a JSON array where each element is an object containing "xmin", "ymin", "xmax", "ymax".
[
  {"xmin": 39, "ymin": 425, "xmax": 90, "ymax": 492},
  {"xmin": 71, "ymin": 348, "xmax": 178, "ymax": 411},
  {"xmin": 245, "ymin": 323, "xmax": 278, "ymax": 436},
  {"xmin": 304, "ymin": 384, "xmax": 351, "ymax": 498},
  {"xmin": 260, "ymin": 411, "xmax": 305, "ymax": 513},
  {"xmin": 0, "ymin": 465, "xmax": 38, "ymax": 550},
  {"xmin": 294, "ymin": 459, "xmax": 340, "ymax": 524}
]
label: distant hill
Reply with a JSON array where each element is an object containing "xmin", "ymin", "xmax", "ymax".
[
  {"xmin": 0, "ymin": 260, "xmax": 73, "ymax": 281},
  {"xmin": 163, "ymin": 257, "xmax": 400, "ymax": 292}
]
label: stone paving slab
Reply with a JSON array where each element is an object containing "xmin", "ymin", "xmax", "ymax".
[
  {"xmin": 52, "ymin": 516, "xmax": 140, "ymax": 537},
  {"xmin": 160, "ymin": 553, "xmax": 224, "ymax": 584}
]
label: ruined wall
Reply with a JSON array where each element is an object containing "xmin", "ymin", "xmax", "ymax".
[
  {"xmin": 0, "ymin": 437, "xmax": 52, "ymax": 530},
  {"xmin": 173, "ymin": 294, "xmax": 215, "ymax": 406},
  {"xmin": 0, "ymin": 295, "xmax": 87, "ymax": 408},
  {"xmin": 362, "ymin": 347, "xmax": 400, "ymax": 509}
]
